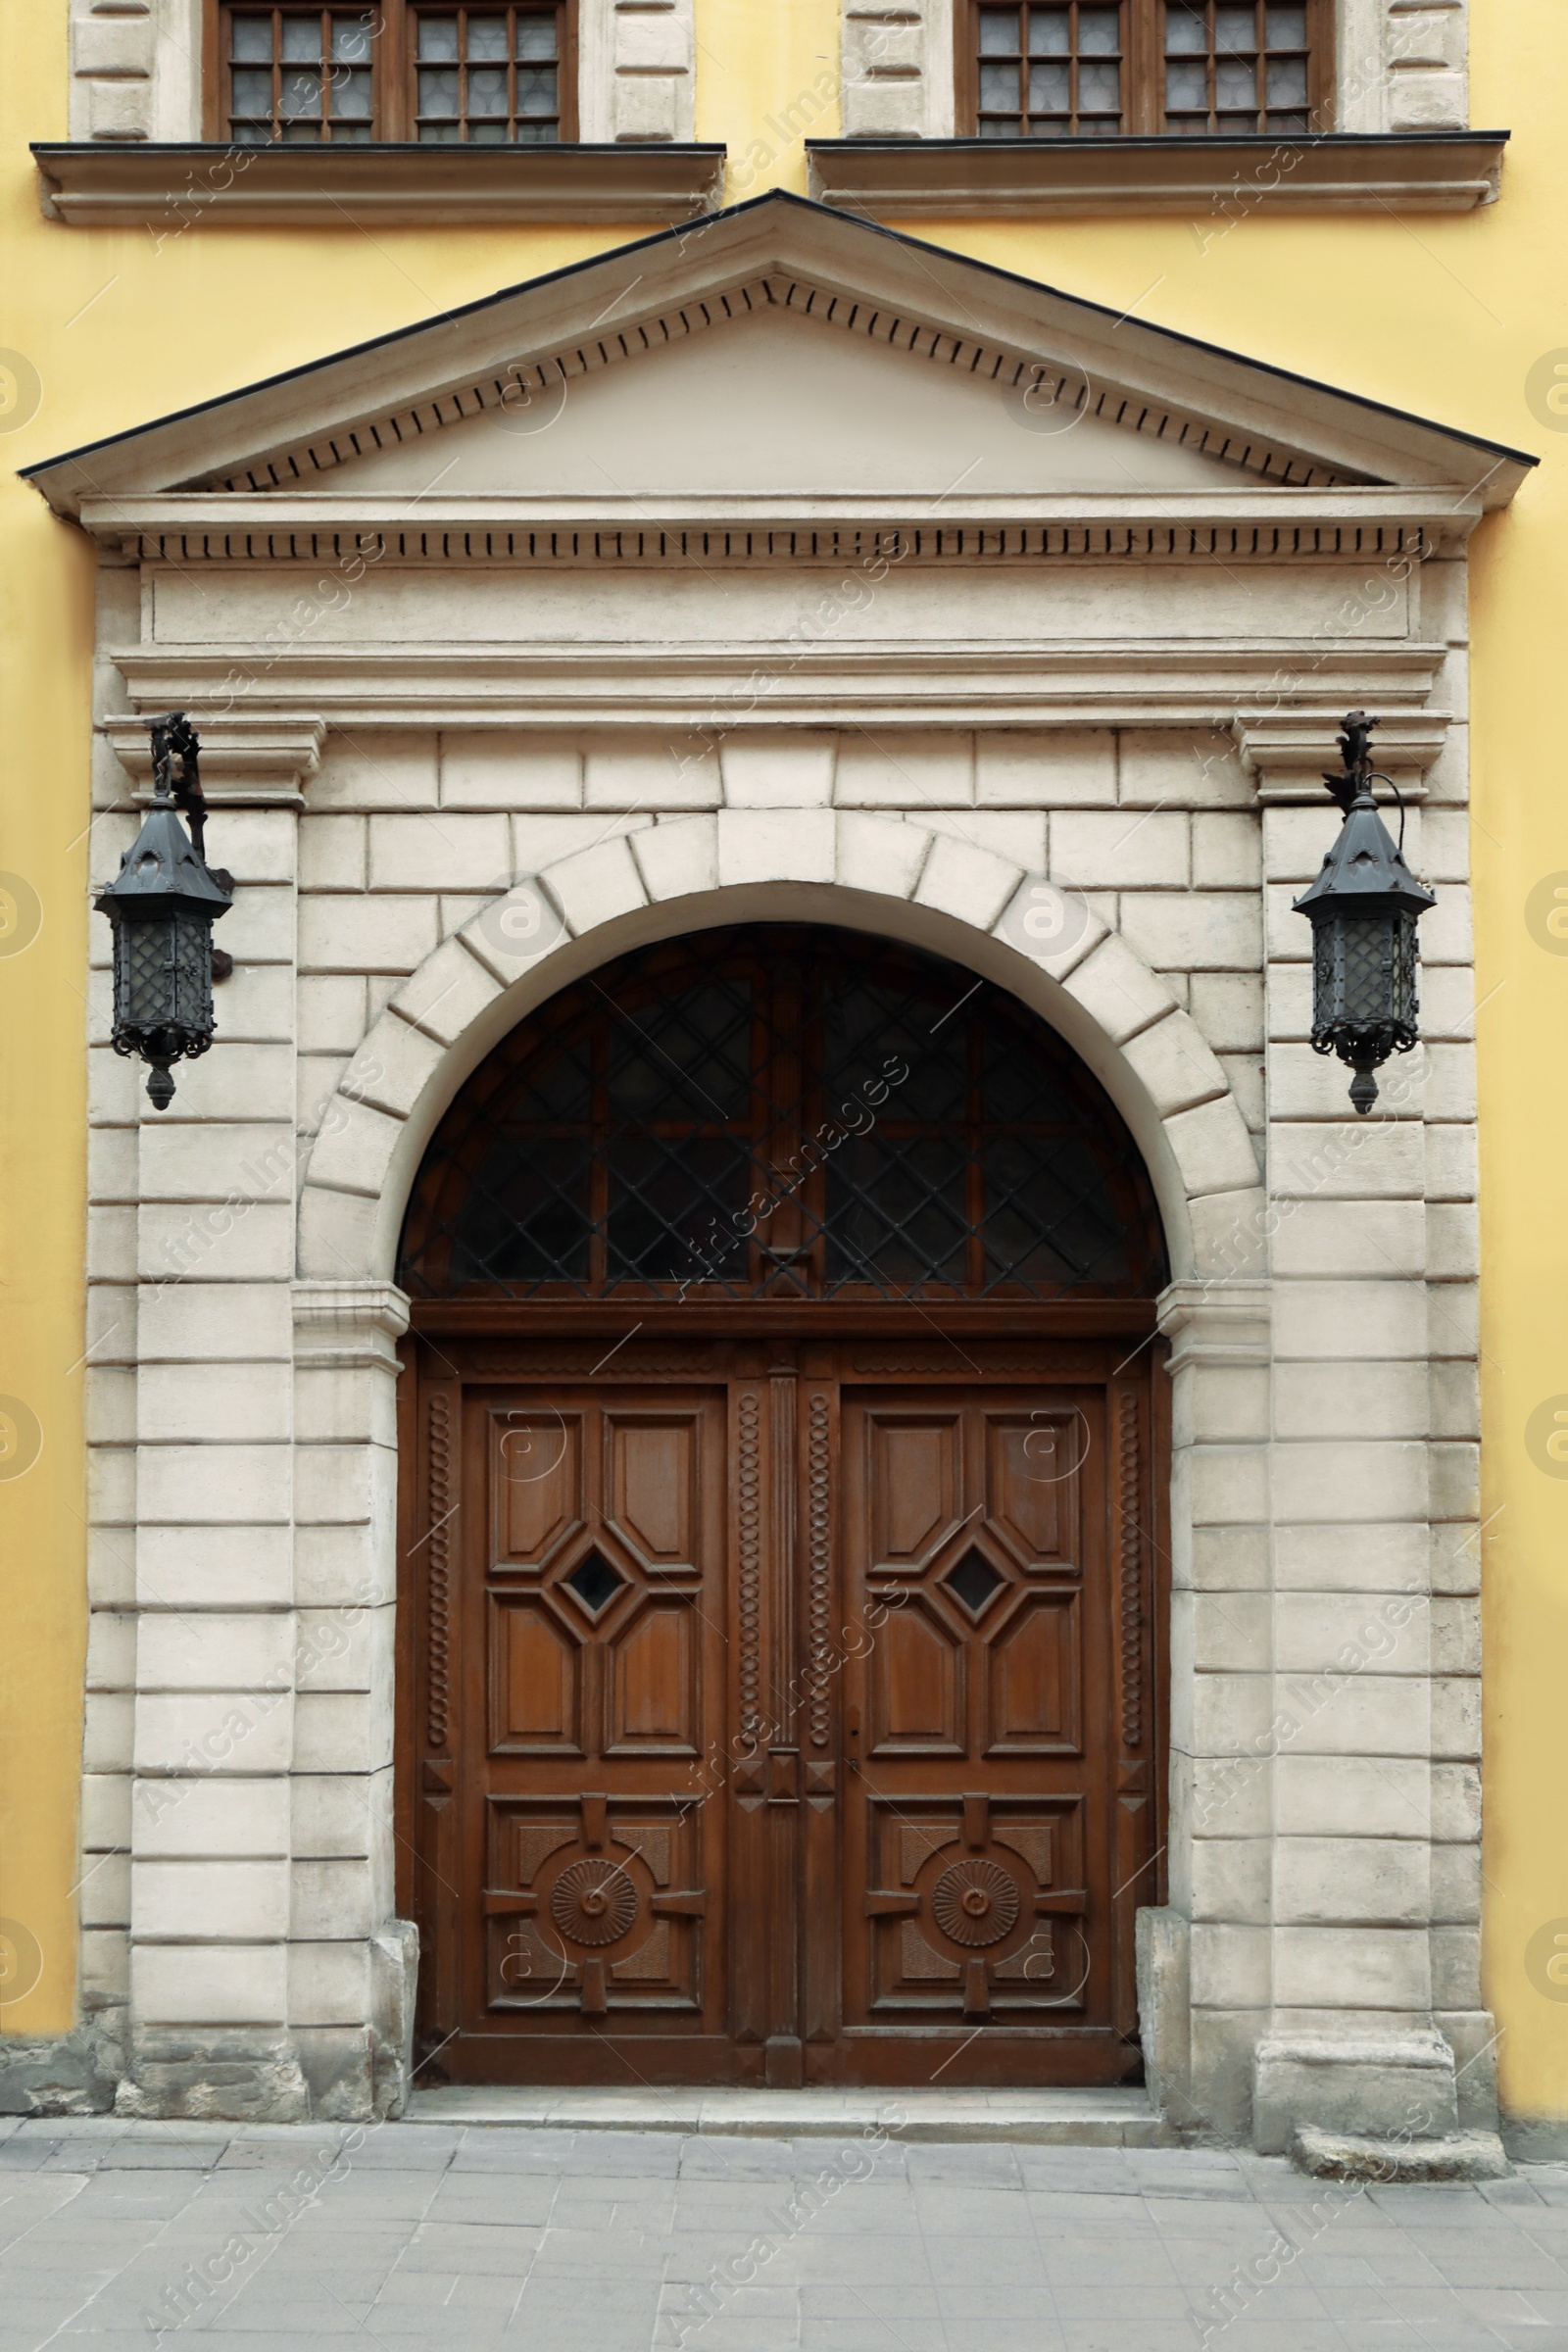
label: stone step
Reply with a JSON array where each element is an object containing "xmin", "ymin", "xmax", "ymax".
[{"xmin": 403, "ymin": 2083, "xmax": 1179, "ymax": 2144}]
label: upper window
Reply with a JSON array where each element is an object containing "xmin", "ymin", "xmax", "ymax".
[
  {"xmin": 962, "ymin": 0, "xmax": 1328, "ymax": 138},
  {"xmin": 215, "ymin": 3, "xmax": 576, "ymax": 142}
]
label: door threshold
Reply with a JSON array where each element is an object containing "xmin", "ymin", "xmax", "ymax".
[{"xmin": 402, "ymin": 2083, "xmax": 1178, "ymax": 2144}]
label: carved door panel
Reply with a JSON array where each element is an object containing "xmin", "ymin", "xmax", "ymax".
[
  {"xmin": 408, "ymin": 1349, "xmax": 1158, "ymax": 2086},
  {"xmin": 441, "ymin": 1384, "xmax": 734, "ymax": 2079},
  {"xmin": 833, "ymin": 1383, "xmax": 1151, "ymax": 2084}
]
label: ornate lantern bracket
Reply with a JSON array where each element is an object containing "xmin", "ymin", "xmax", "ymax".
[
  {"xmin": 94, "ymin": 712, "xmax": 234, "ymax": 1110},
  {"xmin": 1292, "ymin": 710, "xmax": 1437, "ymax": 1115}
]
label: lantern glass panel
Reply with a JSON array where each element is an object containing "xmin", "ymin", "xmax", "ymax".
[{"xmin": 114, "ymin": 909, "xmax": 216, "ymax": 1041}]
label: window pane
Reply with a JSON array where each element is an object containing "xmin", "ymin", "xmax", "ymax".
[
  {"xmin": 1079, "ymin": 58, "xmax": 1121, "ymax": 108},
  {"xmin": 1078, "ymin": 9, "xmax": 1120, "ymax": 55},
  {"xmin": 1216, "ymin": 4, "xmax": 1257, "ymax": 51},
  {"xmin": 1165, "ymin": 58, "xmax": 1207, "ymax": 106},
  {"xmin": 468, "ymin": 15, "xmax": 510, "ymax": 59},
  {"xmin": 280, "ymin": 17, "xmax": 323, "ymax": 61},
  {"xmin": 517, "ymin": 65, "xmax": 559, "ymax": 114},
  {"xmin": 1265, "ymin": 54, "xmax": 1307, "ymax": 103},
  {"xmin": 979, "ymin": 59, "xmax": 1020, "ymax": 107},
  {"xmin": 1216, "ymin": 56, "xmax": 1257, "ymax": 106},
  {"xmin": 979, "ymin": 7, "xmax": 1022, "ymax": 55},
  {"xmin": 417, "ymin": 66, "xmax": 462, "ymax": 115},
  {"xmin": 1028, "ymin": 59, "xmax": 1070, "ymax": 111},
  {"xmin": 1266, "ymin": 2, "xmax": 1308, "ymax": 41},
  {"xmin": 281, "ymin": 70, "xmax": 324, "ymax": 118},
  {"xmin": 978, "ymin": 117, "xmax": 1016, "ymax": 135},
  {"xmin": 1165, "ymin": 6, "xmax": 1207, "ymax": 53},
  {"xmin": 331, "ymin": 67, "xmax": 374, "ymax": 117},
  {"xmin": 332, "ymin": 16, "xmax": 374, "ymax": 63},
  {"xmin": 231, "ymin": 15, "xmax": 274, "ymax": 62},
  {"xmin": 517, "ymin": 12, "xmax": 560, "ymax": 58},
  {"xmin": 1027, "ymin": 6, "xmax": 1071, "ymax": 53},
  {"xmin": 230, "ymin": 67, "xmax": 274, "ymax": 116},
  {"xmin": 466, "ymin": 65, "xmax": 507, "ymax": 114},
  {"xmin": 418, "ymin": 17, "xmax": 461, "ymax": 60}
]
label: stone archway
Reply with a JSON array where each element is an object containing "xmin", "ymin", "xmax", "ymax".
[
  {"xmin": 289, "ymin": 819, "xmax": 1266, "ymax": 2111},
  {"xmin": 298, "ymin": 813, "xmax": 1262, "ymax": 1283}
]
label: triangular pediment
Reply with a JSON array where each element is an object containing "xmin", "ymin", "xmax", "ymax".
[
  {"xmin": 298, "ymin": 297, "xmax": 1259, "ymax": 500},
  {"xmin": 24, "ymin": 191, "xmax": 1534, "ymax": 519}
]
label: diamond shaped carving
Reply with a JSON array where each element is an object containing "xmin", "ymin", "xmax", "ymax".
[
  {"xmin": 564, "ymin": 1548, "xmax": 624, "ymax": 1617},
  {"xmin": 944, "ymin": 1546, "xmax": 1004, "ymax": 1618}
]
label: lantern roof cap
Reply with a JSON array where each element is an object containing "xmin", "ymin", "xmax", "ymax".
[
  {"xmin": 94, "ymin": 801, "xmax": 232, "ymax": 920},
  {"xmin": 1293, "ymin": 789, "xmax": 1437, "ymax": 918}
]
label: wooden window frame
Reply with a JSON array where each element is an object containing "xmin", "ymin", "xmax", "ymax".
[
  {"xmin": 206, "ymin": 1, "xmax": 579, "ymax": 144},
  {"xmin": 956, "ymin": 0, "xmax": 1334, "ymax": 139}
]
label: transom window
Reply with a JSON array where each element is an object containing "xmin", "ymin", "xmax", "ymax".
[
  {"xmin": 398, "ymin": 928, "xmax": 1167, "ymax": 1305},
  {"xmin": 964, "ymin": 0, "xmax": 1327, "ymax": 136},
  {"xmin": 216, "ymin": 3, "xmax": 574, "ymax": 142}
]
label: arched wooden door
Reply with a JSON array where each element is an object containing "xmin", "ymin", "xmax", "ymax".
[{"xmin": 396, "ymin": 927, "xmax": 1169, "ymax": 2087}]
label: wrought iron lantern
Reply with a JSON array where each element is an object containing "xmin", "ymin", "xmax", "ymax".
[
  {"xmin": 95, "ymin": 713, "xmax": 232, "ymax": 1110},
  {"xmin": 1293, "ymin": 710, "xmax": 1436, "ymax": 1115}
]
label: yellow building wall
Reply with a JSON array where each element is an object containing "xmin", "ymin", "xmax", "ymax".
[{"xmin": 3, "ymin": 0, "xmax": 1563, "ymax": 2126}]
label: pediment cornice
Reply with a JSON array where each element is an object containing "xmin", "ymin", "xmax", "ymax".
[{"xmin": 25, "ymin": 193, "xmax": 1536, "ymax": 522}]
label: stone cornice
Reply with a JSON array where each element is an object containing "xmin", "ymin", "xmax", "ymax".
[
  {"xmin": 806, "ymin": 131, "xmax": 1509, "ymax": 220},
  {"xmin": 31, "ymin": 141, "xmax": 728, "ymax": 229},
  {"xmin": 77, "ymin": 490, "xmax": 1484, "ymax": 566},
  {"xmin": 107, "ymin": 640, "xmax": 1446, "ymax": 735}
]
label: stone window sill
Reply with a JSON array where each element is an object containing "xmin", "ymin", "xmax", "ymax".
[
  {"xmin": 32, "ymin": 142, "xmax": 728, "ymax": 228},
  {"xmin": 806, "ymin": 132, "xmax": 1508, "ymax": 220}
]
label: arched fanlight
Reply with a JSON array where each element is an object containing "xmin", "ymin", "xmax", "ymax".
[
  {"xmin": 1293, "ymin": 711, "xmax": 1436, "ymax": 1115},
  {"xmin": 94, "ymin": 713, "xmax": 233, "ymax": 1110}
]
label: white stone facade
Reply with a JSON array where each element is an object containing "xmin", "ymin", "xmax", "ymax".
[
  {"xmin": 37, "ymin": 195, "xmax": 1516, "ymax": 2138},
  {"xmin": 839, "ymin": 0, "xmax": 1470, "ymax": 138}
]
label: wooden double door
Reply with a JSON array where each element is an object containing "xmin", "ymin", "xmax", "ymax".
[{"xmin": 402, "ymin": 1332, "xmax": 1164, "ymax": 2086}]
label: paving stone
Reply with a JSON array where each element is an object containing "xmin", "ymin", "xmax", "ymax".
[{"xmin": 7, "ymin": 2126, "xmax": 1568, "ymax": 2349}]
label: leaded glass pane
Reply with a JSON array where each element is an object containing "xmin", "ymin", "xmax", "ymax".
[
  {"xmin": 468, "ymin": 15, "xmax": 511, "ymax": 60},
  {"xmin": 1029, "ymin": 60, "xmax": 1070, "ymax": 110},
  {"xmin": 1165, "ymin": 58, "xmax": 1207, "ymax": 106},
  {"xmin": 517, "ymin": 66, "xmax": 559, "ymax": 115},
  {"xmin": 1215, "ymin": 57, "xmax": 1256, "ymax": 106},
  {"xmin": 418, "ymin": 66, "xmax": 462, "ymax": 116},
  {"xmin": 230, "ymin": 67, "xmax": 274, "ymax": 116},
  {"xmin": 398, "ymin": 928, "xmax": 1166, "ymax": 1305},
  {"xmin": 980, "ymin": 7, "xmax": 1023, "ymax": 53},
  {"xmin": 281, "ymin": 16, "xmax": 323, "ymax": 61},
  {"xmin": 280, "ymin": 70, "xmax": 324, "ymax": 121},
  {"xmin": 332, "ymin": 17, "xmax": 375, "ymax": 63},
  {"xmin": 517, "ymin": 11, "xmax": 560, "ymax": 55},
  {"xmin": 231, "ymin": 16, "xmax": 274, "ymax": 62},
  {"xmin": 1165, "ymin": 7, "xmax": 1207, "ymax": 52},
  {"xmin": 1216, "ymin": 4, "xmax": 1257, "ymax": 50},
  {"xmin": 1028, "ymin": 8, "xmax": 1071, "ymax": 53},
  {"xmin": 1266, "ymin": 54, "xmax": 1308, "ymax": 104}
]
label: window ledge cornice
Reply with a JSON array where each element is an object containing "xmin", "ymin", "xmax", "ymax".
[
  {"xmin": 32, "ymin": 141, "xmax": 727, "ymax": 228},
  {"xmin": 807, "ymin": 131, "xmax": 1508, "ymax": 219}
]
